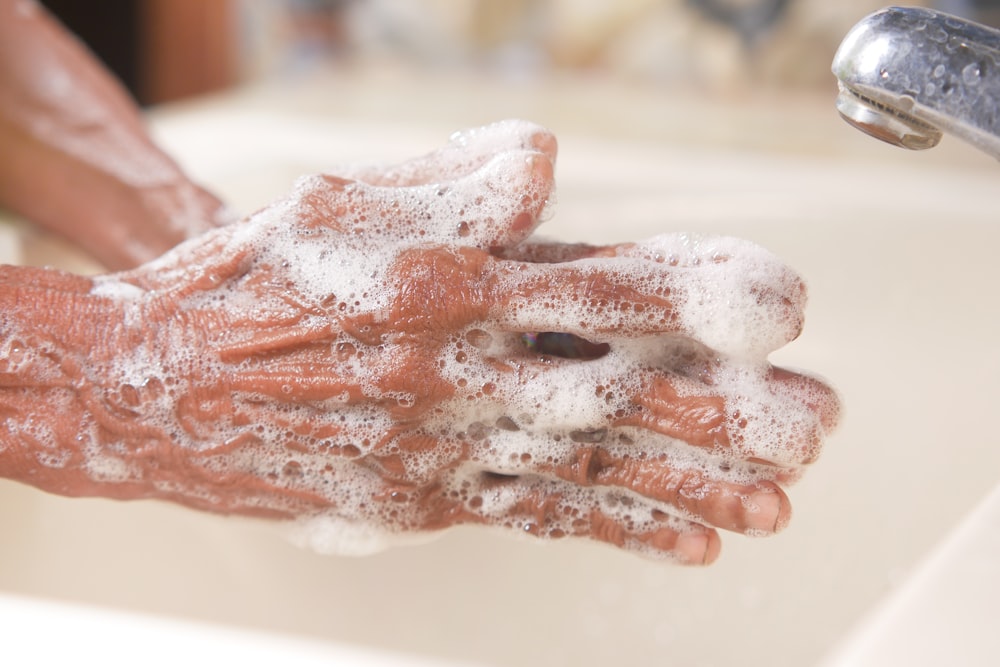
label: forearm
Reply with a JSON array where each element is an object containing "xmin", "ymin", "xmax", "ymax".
[{"xmin": 0, "ymin": 0, "xmax": 229, "ymax": 269}]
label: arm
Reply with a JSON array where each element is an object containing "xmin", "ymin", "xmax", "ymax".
[
  {"xmin": 0, "ymin": 0, "xmax": 230, "ymax": 270},
  {"xmin": 0, "ymin": 264, "xmax": 139, "ymax": 497}
]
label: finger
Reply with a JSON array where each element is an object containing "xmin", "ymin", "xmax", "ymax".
[
  {"xmin": 455, "ymin": 413, "xmax": 791, "ymax": 536},
  {"xmin": 438, "ymin": 149, "xmax": 555, "ymax": 249},
  {"xmin": 448, "ymin": 339, "xmax": 829, "ymax": 480},
  {"xmin": 619, "ymin": 234, "xmax": 808, "ymax": 357},
  {"xmin": 485, "ymin": 238, "xmax": 805, "ymax": 356},
  {"xmin": 458, "ymin": 426, "xmax": 791, "ymax": 535},
  {"xmin": 292, "ymin": 149, "xmax": 554, "ymax": 250},
  {"xmin": 459, "ymin": 471, "xmax": 720, "ymax": 563},
  {"xmin": 618, "ymin": 364, "xmax": 836, "ymax": 468},
  {"xmin": 713, "ymin": 364, "xmax": 840, "ymax": 467},
  {"xmin": 771, "ymin": 366, "xmax": 842, "ymax": 434},
  {"xmin": 445, "ymin": 340, "xmax": 721, "ymax": 456},
  {"xmin": 448, "ymin": 333, "xmax": 831, "ymax": 469},
  {"xmin": 329, "ymin": 120, "xmax": 558, "ymax": 188},
  {"xmin": 617, "ymin": 373, "xmax": 732, "ymax": 450},
  {"xmin": 445, "ymin": 376, "xmax": 793, "ymax": 536},
  {"xmin": 544, "ymin": 445, "xmax": 792, "ymax": 535},
  {"xmin": 578, "ymin": 506, "xmax": 721, "ymax": 564}
]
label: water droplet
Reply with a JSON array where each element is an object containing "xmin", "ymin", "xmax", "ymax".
[{"xmin": 963, "ymin": 62, "xmax": 981, "ymax": 85}]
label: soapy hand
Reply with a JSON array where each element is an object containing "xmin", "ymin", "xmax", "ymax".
[
  {"xmin": 0, "ymin": 0, "xmax": 838, "ymax": 563},
  {"xmin": 0, "ymin": 121, "xmax": 838, "ymax": 563}
]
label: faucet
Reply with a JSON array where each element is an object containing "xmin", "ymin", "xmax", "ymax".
[{"xmin": 832, "ymin": 6, "xmax": 1000, "ymax": 159}]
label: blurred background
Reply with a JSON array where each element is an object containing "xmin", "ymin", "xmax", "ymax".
[{"xmin": 39, "ymin": 0, "xmax": 1000, "ymax": 107}]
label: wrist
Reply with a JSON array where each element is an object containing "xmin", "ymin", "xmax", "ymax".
[{"xmin": 0, "ymin": 265, "xmax": 146, "ymax": 497}]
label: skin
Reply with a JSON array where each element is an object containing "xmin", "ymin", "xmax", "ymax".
[
  {"xmin": 0, "ymin": 0, "xmax": 230, "ymax": 269},
  {"xmin": 0, "ymin": 1, "xmax": 839, "ymax": 564}
]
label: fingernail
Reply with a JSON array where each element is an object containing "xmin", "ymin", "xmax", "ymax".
[
  {"xmin": 746, "ymin": 488, "xmax": 789, "ymax": 534},
  {"xmin": 530, "ymin": 131, "xmax": 558, "ymax": 161},
  {"xmin": 675, "ymin": 531, "xmax": 712, "ymax": 565}
]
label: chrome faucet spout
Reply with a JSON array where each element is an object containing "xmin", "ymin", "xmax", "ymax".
[{"xmin": 832, "ymin": 6, "xmax": 1000, "ymax": 159}]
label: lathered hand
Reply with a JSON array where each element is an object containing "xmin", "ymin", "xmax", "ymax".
[{"xmin": 0, "ymin": 121, "xmax": 838, "ymax": 563}]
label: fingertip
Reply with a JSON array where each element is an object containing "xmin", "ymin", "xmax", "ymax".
[
  {"xmin": 530, "ymin": 130, "xmax": 558, "ymax": 164},
  {"xmin": 747, "ymin": 483, "xmax": 792, "ymax": 534},
  {"xmin": 673, "ymin": 528, "xmax": 721, "ymax": 565},
  {"xmin": 643, "ymin": 235, "xmax": 807, "ymax": 358},
  {"xmin": 770, "ymin": 366, "xmax": 843, "ymax": 435},
  {"xmin": 482, "ymin": 150, "xmax": 555, "ymax": 248},
  {"xmin": 704, "ymin": 530, "xmax": 722, "ymax": 564}
]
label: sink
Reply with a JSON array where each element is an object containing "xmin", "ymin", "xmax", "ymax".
[{"xmin": 2, "ymin": 82, "xmax": 998, "ymax": 666}]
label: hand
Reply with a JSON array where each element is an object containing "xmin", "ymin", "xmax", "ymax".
[{"xmin": 0, "ymin": 121, "xmax": 838, "ymax": 563}]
